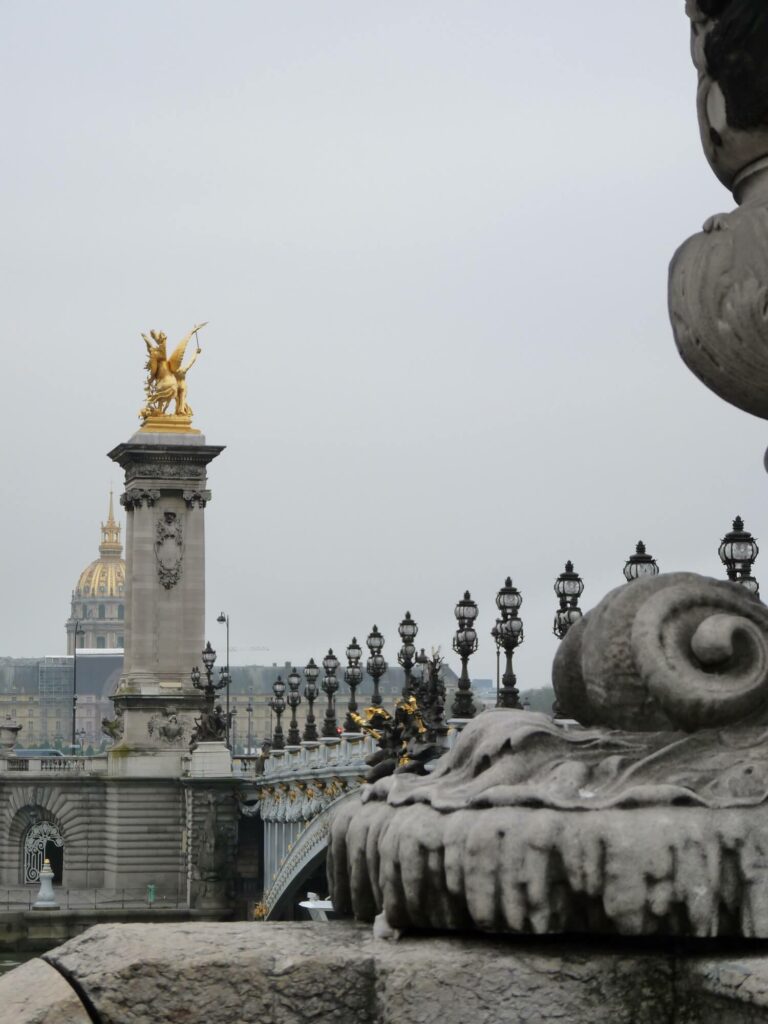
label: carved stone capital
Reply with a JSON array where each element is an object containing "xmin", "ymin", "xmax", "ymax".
[
  {"xmin": 183, "ymin": 490, "xmax": 212, "ymax": 509},
  {"xmin": 120, "ymin": 488, "xmax": 160, "ymax": 510}
]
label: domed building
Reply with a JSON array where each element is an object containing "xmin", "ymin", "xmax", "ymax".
[{"xmin": 66, "ymin": 493, "xmax": 126, "ymax": 653}]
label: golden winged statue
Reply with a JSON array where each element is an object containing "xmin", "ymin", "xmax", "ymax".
[{"xmin": 139, "ymin": 323, "xmax": 207, "ymax": 428}]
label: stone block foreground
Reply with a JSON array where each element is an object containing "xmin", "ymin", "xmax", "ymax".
[{"xmin": 5, "ymin": 921, "xmax": 768, "ymax": 1023}]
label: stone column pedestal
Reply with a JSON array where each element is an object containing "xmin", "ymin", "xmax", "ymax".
[{"xmin": 107, "ymin": 430, "xmax": 224, "ymax": 777}]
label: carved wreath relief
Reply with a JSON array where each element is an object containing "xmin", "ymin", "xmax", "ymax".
[{"xmin": 155, "ymin": 511, "xmax": 184, "ymax": 589}]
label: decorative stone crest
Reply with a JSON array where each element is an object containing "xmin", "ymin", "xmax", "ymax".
[
  {"xmin": 121, "ymin": 488, "xmax": 160, "ymax": 511},
  {"xmin": 183, "ymin": 489, "xmax": 211, "ymax": 509},
  {"xmin": 155, "ymin": 511, "xmax": 183, "ymax": 589},
  {"xmin": 147, "ymin": 706, "xmax": 186, "ymax": 744}
]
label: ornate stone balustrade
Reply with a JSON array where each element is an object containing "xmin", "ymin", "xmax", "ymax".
[{"xmin": 0, "ymin": 755, "xmax": 108, "ymax": 775}]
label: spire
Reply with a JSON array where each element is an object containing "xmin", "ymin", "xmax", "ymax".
[{"xmin": 99, "ymin": 489, "xmax": 122, "ymax": 557}]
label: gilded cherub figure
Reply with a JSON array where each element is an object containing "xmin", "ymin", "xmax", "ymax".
[{"xmin": 139, "ymin": 322, "xmax": 207, "ymax": 421}]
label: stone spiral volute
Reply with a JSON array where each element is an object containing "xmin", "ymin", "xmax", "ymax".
[{"xmin": 553, "ymin": 572, "xmax": 768, "ymax": 731}]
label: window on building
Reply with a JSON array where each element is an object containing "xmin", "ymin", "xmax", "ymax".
[
  {"xmin": 117, "ymin": 636, "xmax": 124, "ymax": 648},
  {"xmin": 96, "ymin": 636, "xmax": 106, "ymax": 649},
  {"xmin": 98, "ymin": 604, "xmax": 106, "ymax": 619},
  {"xmin": 117, "ymin": 604, "xmax": 125, "ymax": 620}
]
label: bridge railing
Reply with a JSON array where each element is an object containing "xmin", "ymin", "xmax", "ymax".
[
  {"xmin": 235, "ymin": 733, "xmax": 378, "ymax": 780},
  {"xmin": 0, "ymin": 755, "xmax": 108, "ymax": 775}
]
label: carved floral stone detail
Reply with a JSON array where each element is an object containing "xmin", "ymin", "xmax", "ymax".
[
  {"xmin": 183, "ymin": 489, "xmax": 211, "ymax": 509},
  {"xmin": 125, "ymin": 461, "xmax": 207, "ymax": 483},
  {"xmin": 155, "ymin": 511, "xmax": 183, "ymax": 589},
  {"xmin": 121, "ymin": 488, "xmax": 160, "ymax": 511}
]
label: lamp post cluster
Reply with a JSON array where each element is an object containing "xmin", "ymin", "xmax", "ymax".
[{"xmin": 228, "ymin": 516, "xmax": 763, "ymax": 755}]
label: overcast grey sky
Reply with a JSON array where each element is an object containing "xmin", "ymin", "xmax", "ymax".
[{"xmin": 2, "ymin": 2, "xmax": 766, "ymax": 690}]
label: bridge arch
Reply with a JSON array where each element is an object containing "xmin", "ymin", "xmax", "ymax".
[
  {"xmin": 8, "ymin": 798, "xmax": 68, "ymax": 886},
  {"xmin": 264, "ymin": 791, "xmax": 357, "ymax": 920}
]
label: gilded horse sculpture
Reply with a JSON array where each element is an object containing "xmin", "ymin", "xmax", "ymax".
[{"xmin": 139, "ymin": 322, "xmax": 207, "ymax": 425}]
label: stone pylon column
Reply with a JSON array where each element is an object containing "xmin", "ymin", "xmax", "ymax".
[{"xmin": 107, "ymin": 431, "xmax": 224, "ymax": 775}]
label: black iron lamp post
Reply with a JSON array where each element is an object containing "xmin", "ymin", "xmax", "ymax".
[
  {"xmin": 302, "ymin": 658, "xmax": 320, "ymax": 741},
  {"xmin": 191, "ymin": 641, "xmax": 229, "ymax": 743},
  {"xmin": 366, "ymin": 626, "xmax": 387, "ymax": 707},
  {"xmin": 490, "ymin": 619, "xmax": 503, "ymax": 705},
  {"xmin": 246, "ymin": 695, "xmax": 254, "ymax": 754},
  {"xmin": 321, "ymin": 649, "xmax": 340, "ymax": 737},
  {"xmin": 286, "ymin": 667, "xmax": 302, "ymax": 746},
  {"xmin": 216, "ymin": 612, "xmax": 231, "ymax": 746},
  {"xmin": 397, "ymin": 612, "xmax": 418, "ymax": 698},
  {"xmin": 344, "ymin": 638, "xmax": 363, "ymax": 732},
  {"xmin": 494, "ymin": 577, "xmax": 524, "ymax": 709},
  {"xmin": 269, "ymin": 675, "xmax": 286, "ymax": 750},
  {"xmin": 413, "ymin": 647, "xmax": 429, "ymax": 708},
  {"xmin": 553, "ymin": 561, "xmax": 585, "ymax": 640},
  {"xmin": 451, "ymin": 591, "xmax": 479, "ymax": 719},
  {"xmin": 71, "ymin": 620, "xmax": 83, "ymax": 753},
  {"xmin": 719, "ymin": 516, "xmax": 760, "ymax": 597},
  {"xmin": 623, "ymin": 541, "xmax": 659, "ymax": 582}
]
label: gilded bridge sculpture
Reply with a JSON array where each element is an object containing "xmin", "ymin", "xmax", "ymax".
[
  {"xmin": 329, "ymin": 1, "xmax": 768, "ymax": 940},
  {"xmin": 139, "ymin": 322, "xmax": 207, "ymax": 432}
]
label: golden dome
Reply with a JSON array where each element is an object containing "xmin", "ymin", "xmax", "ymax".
[{"xmin": 74, "ymin": 492, "xmax": 126, "ymax": 598}]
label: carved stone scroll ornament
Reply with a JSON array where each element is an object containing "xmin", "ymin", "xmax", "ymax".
[
  {"xmin": 669, "ymin": 2, "xmax": 768, "ymax": 420},
  {"xmin": 154, "ymin": 511, "xmax": 183, "ymax": 589},
  {"xmin": 329, "ymin": 573, "xmax": 768, "ymax": 938},
  {"xmin": 121, "ymin": 488, "xmax": 160, "ymax": 511}
]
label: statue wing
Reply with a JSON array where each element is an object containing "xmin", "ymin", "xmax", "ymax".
[{"xmin": 168, "ymin": 337, "xmax": 190, "ymax": 374}]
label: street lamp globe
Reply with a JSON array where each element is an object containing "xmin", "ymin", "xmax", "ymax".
[
  {"xmin": 623, "ymin": 541, "xmax": 659, "ymax": 582},
  {"xmin": 272, "ymin": 675, "xmax": 286, "ymax": 699},
  {"xmin": 201, "ymin": 641, "xmax": 217, "ymax": 672},
  {"xmin": 454, "ymin": 591, "xmax": 479, "ymax": 627},
  {"xmin": 554, "ymin": 561, "xmax": 584, "ymax": 601},
  {"xmin": 719, "ymin": 516, "xmax": 759, "ymax": 592},
  {"xmin": 495, "ymin": 577, "xmax": 522, "ymax": 616}
]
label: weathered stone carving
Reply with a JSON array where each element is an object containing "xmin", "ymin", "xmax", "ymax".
[
  {"xmin": 125, "ymin": 460, "xmax": 208, "ymax": 483},
  {"xmin": 147, "ymin": 706, "xmax": 185, "ymax": 744},
  {"xmin": 183, "ymin": 489, "xmax": 211, "ymax": 509},
  {"xmin": 154, "ymin": 511, "xmax": 183, "ymax": 589},
  {"xmin": 669, "ymin": 2, "xmax": 768, "ymax": 419},
  {"xmin": 329, "ymin": 573, "xmax": 768, "ymax": 937},
  {"xmin": 120, "ymin": 488, "xmax": 160, "ymax": 510}
]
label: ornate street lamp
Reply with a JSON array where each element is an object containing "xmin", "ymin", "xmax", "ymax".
[
  {"xmin": 303, "ymin": 658, "xmax": 320, "ymax": 741},
  {"xmin": 321, "ymin": 649, "xmax": 340, "ymax": 737},
  {"xmin": 494, "ymin": 578, "xmax": 523, "ymax": 709},
  {"xmin": 366, "ymin": 626, "xmax": 387, "ymax": 707},
  {"xmin": 344, "ymin": 638, "xmax": 364, "ymax": 732},
  {"xmin": 269, "ymin": 675, "xmax": 286, "ymax": 750},
  {"xmin": 246, "ymin": 695, "xmax": 254, "ymax": 754},
  {"xmin": 413, "ymin": 647, "xmax": 430, "ymax": 708},
  {"xmin": 451, "ymin": 591, "xmax": 478, "ymax": 719},
  {"xmin": 191, "ymin": 641, "xmax": 229, "ymax": 744},
  {"xmin": 286, "ymin": 666, "xmax": 302, "ymax": 746},
  {"xmin": 623, "ymin": 541, "xmax": 659, "ymax": 582},
  {"xmin": 397, "ymin": 612, "xmax": 418, "ymax": 698},
  {"xmin": 553, "ymin": 561, "xmax": 585, "ymax": 640},
  {"xmin": 719, "ymin": 516, "xmax": 760, "ymax": 597},
  {"xmin": 216, "ymin": 612, "xmax": 231, "ymax": 746}
]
